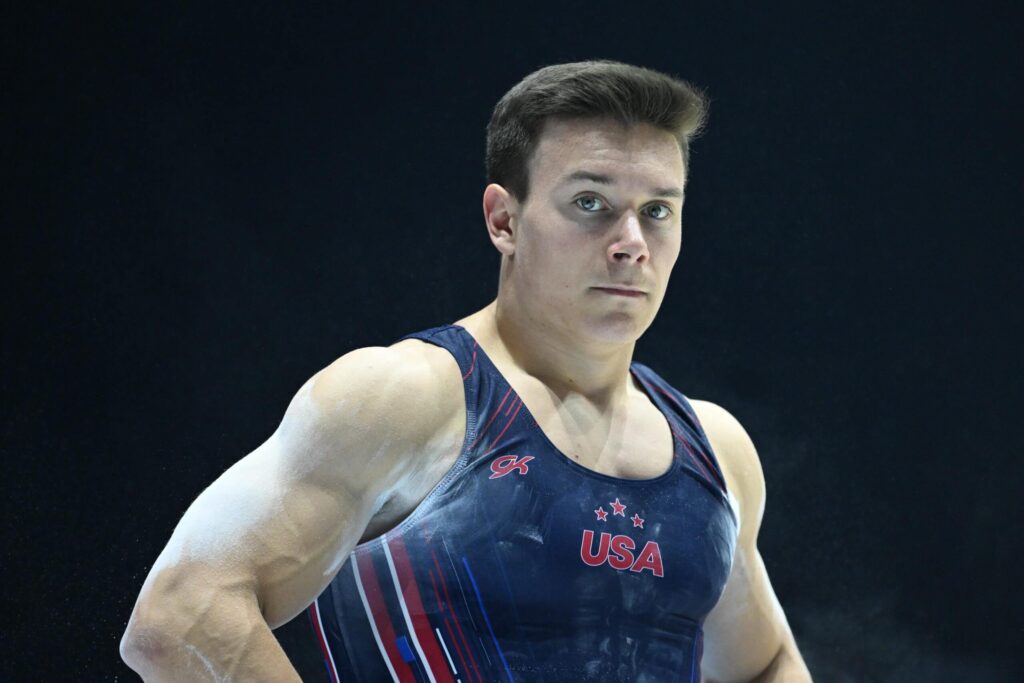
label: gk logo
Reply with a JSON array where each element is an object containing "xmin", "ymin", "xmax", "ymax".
[{"xmin": 489, "ymin": 454, "xmax": 535, "ymax": 479}]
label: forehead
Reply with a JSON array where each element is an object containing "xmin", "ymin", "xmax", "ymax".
[{"xmin": 529, "ymin": 117, "xmax": 685, "ymax": 189}]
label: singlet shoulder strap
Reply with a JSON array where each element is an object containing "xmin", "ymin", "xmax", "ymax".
[
  {"xmin": 396, "ymin": 324, "xmax": 520, "ymax": 460},
  {"xmin": 630, "ymin": 361, "xmax": 730, "ymax": 499},
  {"xmin": 397, "ymin": 323, "xmax": 478, "ymax": 379}
]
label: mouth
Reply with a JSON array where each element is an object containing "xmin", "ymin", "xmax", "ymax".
[{"xmin": 592, "ymin": 287, "xmax": 647, "ymax": 298}]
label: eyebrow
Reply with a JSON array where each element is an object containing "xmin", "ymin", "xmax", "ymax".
[{"xmin": 558, "ymin": 170, "xmax": 684, "ymax": 200}]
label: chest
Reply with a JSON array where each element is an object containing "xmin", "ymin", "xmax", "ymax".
[
  {"xmin": 409, "ymin": 448, "xmax": 739, "ymax": 625},
  {"xmin": 523, "ymin": 387, "xmax": 676, "ymax": 480}
]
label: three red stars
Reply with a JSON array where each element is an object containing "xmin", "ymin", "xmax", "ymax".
[{"xmin": 595, "ymin": 498, "xmax": 644, "ymax": 527}]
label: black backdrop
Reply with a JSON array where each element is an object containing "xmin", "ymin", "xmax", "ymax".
[{"xmin": 4, "ymin": 2, "xmax": 1021, "ymax": 681}]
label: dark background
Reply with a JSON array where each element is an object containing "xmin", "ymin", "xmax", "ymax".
[{"xmin": 4, "ymin": 2, "xmax": 1021, "ymax": 681}]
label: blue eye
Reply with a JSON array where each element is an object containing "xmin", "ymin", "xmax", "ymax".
[
  {"xmin": 645, "ymin": 204, "xmax": 672, "ymax": 220},
  {"xmin": 574, "ymin": 195, "xmax": 673, "ymax": 220},
  {"xmin": 575, "ymin": 196, "xmax": 605, "ymax": 212}
]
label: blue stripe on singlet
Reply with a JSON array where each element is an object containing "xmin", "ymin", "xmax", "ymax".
[{"xmin": 463, "ymin": 556, "xmax": 516, "ymax": 682}]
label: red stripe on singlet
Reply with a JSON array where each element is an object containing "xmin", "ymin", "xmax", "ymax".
[
  {"xmin": 355, "ymin": 552, "xmax": 417, "ymax": 682},
  {"xmin": 307, "ymin": 602, "xmax": 340, "ymax": 683},
  {"xmin": 427, "ymin": 567, "xmax": 474, "ymax": 683},
  {"xmin": 387, "ymin": 536, "xmax": 456, "ymax": 682},
  {"xmin": 469, "ymin": 386, "xmax": 513, "ymax": 450},
  {"xmin": 642, "ymin": 377, "xmax": 727, "ymax": 491},
  {"xmin": 430, "ymin": 548, "xmax": 484, "ymax": 683},
  {"xmin": 492, "ymin": 397, "xmax": 524, "ymax": 444},
  {"xmin": 462, "ymin": 342, "xmax": 478, "ymax": 381}
]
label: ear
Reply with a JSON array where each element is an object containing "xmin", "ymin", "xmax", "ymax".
[{"xmin": 482, "ymin": 183, "xmax": 518, "ymax": 257}]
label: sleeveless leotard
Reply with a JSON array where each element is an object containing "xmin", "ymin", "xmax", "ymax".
[{"xmin": 306, "ymin": 324, "xmax": 737, "ymax": 682}]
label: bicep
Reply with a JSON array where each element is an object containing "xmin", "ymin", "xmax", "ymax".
[
  {"xmin": 701, "ymin": 543, "xmax": 786, "ymax": 683},
  {"xmin": 146, "ymin": 424, "xmax": 371, "ymax": 630},
  {"xmin": 690, "ymin": 400, "xmax": 786, "ymax": 682},
  {"xmin": 135, "ymin": 346, "xmax": 448, "ymax": 631}
]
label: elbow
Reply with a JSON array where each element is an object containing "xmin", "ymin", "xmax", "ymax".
[
  {"xmin": 120, "ymin": 593, "xmax": 184, "ymax": 678},
  {"xmin": 120, "ymin": 621, "xmax": 173, "ymax": 677},
  {"xmin": 120, "ymin": 563, "xmax": 265, "ymax": 677},
  {"xmin": 119, "ymin": 563, "xmax": 207, "ymax": 674}
]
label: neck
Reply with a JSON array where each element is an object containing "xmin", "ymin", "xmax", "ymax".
[{"xmin": 462, "ymin": 299, "xmax": 637, "ymax": 406}]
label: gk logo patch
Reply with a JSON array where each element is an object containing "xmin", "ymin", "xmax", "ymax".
[{"xmin": 489, "ymin": 454, "xmax": 535, "ymax": 479}]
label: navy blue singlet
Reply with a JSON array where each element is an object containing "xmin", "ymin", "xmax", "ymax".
[{"xmin": 306, "ymin": 324, "xmax": 738, "ymax": 683}]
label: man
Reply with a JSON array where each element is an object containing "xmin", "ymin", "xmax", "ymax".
[{"xmin": 121, "ymin": 60, "xmax": 811, "ymax": 682}]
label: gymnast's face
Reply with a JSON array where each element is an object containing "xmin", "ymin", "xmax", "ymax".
[{"xmin": 489, "ymin": 117, "xmax": 686, "ymax": 346}]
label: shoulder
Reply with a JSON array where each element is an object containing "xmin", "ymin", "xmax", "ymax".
[
  {"xmin": 270, "ymin": 339, "xmax": 466, "ymax": 512},
  {"xmin": 297, "ymin": 339, "xmax": 465, "ymax": 453},
  {"xmin": 688, "ymin": 400, "xmax": 766, "ymax": 543}
]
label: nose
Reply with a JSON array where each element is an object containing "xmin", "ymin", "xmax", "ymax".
[{"xmin": 608, "ymin": 211, "xmax": 649, "ymax": 264}]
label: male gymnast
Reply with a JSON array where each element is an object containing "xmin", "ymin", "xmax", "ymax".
[{"xmin": 121, "ymin": 59, "xmax": 812, "ymax": 682}]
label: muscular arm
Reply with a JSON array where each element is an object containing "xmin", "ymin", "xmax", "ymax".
[
  {"xmin": 691, "ymin": 401, "xmax": 812, "ymax": 683},
  {"xmin": 120, "ymin": 343, "xmax": 463, "ymax": 681}
]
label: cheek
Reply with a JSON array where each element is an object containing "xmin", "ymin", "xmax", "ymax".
[
  {"xmin": 522, "ymin": 221, "xmax": 585, "ymax": 271},
  {"xmin": 655, "ymin": 231, "xmax": 682, "ymax": 266},
  {"xmin": 524, "ymin": 241, "xmax": 589, "ymax": 304},
  {"xmin": 668, "ymin": 241, "xmax": 682, "ymax": 267}
]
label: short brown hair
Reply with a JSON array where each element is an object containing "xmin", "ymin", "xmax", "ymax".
[{"xmin": 485, "ymin": 59, "xmax": 710, "ymax": 204}]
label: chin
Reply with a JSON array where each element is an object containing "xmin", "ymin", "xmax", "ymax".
[{"xmin": 579, "ymin": 312, "xmax": 653, "ymax": 345}]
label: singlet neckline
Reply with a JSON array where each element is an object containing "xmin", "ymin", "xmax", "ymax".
[{"xmin": 449, "ymin": 324, "xmax": 681, "ymax": 486}]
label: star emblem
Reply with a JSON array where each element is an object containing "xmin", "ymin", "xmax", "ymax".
[
  {"xmin": 610, "ymin": 498, "xmax": 626, "ymax": 516},
  {"xmin": 631, "ymin": 513, "xmax": 645, "ymax": 529},
  {"xmin": 594, "ymin": 506, "xmax": 609, "ymax": 522}
]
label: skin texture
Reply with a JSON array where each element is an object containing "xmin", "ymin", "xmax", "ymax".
[
  {"xmin": 483, "ymin": 117, "xmax": 685, "ymax": 399},
  {"xmin": 693, "ymin": 400, "xmax": 812, "ymax": 682},
  {"xmin": 120, "ymin": 343, "xmax": 466, "ymax": 681},
  {"xmin": 121, "ymin": 116, "xmax": 810, "ymax": 682}
]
